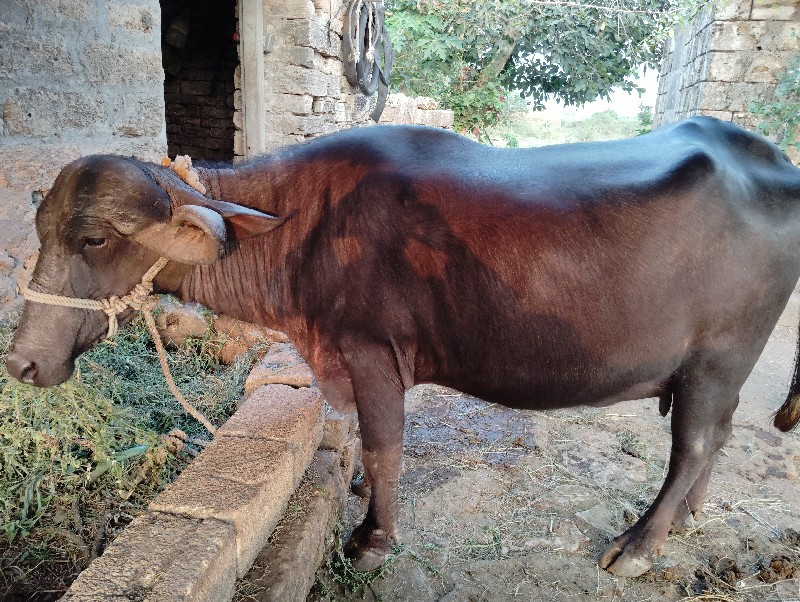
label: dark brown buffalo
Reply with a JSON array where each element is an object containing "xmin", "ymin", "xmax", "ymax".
[{"xmin": 6, "ymin": 117, "xmax": 800, "ymax": 577}]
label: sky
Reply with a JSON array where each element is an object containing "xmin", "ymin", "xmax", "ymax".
[{"xmin": 539, "ymin": 67, "xmax": 659, "ymax": 120}]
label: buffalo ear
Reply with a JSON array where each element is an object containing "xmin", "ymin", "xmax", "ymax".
[
  {"xmin": 170, "ymin": 185, "xmax": 289, "ymax": 241},
  {"xmin": 133, "ymin": 205, "xmax": 226, "ymax": 265}
]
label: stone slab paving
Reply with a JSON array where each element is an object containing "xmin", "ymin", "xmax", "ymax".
[{"xmin": 63, "ymin": 342, "xmax": 339, "ymax": 601}]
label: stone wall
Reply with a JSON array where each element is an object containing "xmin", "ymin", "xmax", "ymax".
[
  {"xmin": 0, "ymin": 0, "xmax": 167, "ymax": 316},
  {"xmin": 0, "ymin": 0, "xmax": 386, "ymax": 318},
  {"xmin": 162, "ymin": 0, "xmax": 238, "ymax": 161},
  {"xmin": 235, "ymin": 0, "xmax": 377, "ymax": 155},
  {"xmin": 378, "ymin": 94, "xmax": 455, "ymax": 129},
  {"xmin": 654, "ymin": 0, "xmax": 799, "ymax": 160}
]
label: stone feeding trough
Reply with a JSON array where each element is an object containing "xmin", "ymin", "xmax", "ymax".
[{"xmin": 61, "ymin": 309, "xmax": 360, "ymax": 602}]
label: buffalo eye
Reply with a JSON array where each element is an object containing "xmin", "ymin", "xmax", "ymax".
[{"xmin": 83, "ymin": 237, "xmax": 107, "ymax": 248}]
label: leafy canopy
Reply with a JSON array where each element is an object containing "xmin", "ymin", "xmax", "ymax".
[{"xmin": 385, "ymin": 0, "xmax": 704, "ymax": 133}]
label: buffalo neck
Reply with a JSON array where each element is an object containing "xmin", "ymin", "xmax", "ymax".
[{"xmin": 173, "ymin": 155, "xmax": 347, "ymax": 335}]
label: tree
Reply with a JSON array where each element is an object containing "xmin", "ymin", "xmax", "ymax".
[{"xmin": 385, "ymin": 0, "xmax": 703, "ymax": 135}]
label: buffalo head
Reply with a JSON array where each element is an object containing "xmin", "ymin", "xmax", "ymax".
[{"xmin": 6, "ymin": 155, "xmax": 284, "ymax": 387}]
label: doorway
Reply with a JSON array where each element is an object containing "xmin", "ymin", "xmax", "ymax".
[{"xmin": 160, "ymin": 0, "xmax": 238, "ymax": 162}]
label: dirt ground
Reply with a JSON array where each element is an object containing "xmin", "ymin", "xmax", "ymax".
[{"xmin": 312, "ymin": 294, "xmax": 800, "ymax": 601}]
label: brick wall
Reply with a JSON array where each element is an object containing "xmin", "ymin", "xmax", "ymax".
[
  {"xmin": 654, "ymin": 0, "xmax": 799, "ymax": 161},
  {"xmin": 0, "ymin": 0, "xmax": 166, "ymax": 315},
  {"xmin": 162, "ymin": 0, "xmax": 238, "ymax": 161}
]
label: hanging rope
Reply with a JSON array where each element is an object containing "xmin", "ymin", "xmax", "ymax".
[
  {"xmin": 18, "ymin": 258, "xmax": 217, "ymax": 435},
  {"xmin": 342, "ymin": 0, "xmax": 393, "ymax": 122}
]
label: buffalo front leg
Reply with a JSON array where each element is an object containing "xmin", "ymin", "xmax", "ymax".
[
  {"xmin": 599, "ymin": 358, "xmax": 741, "ymax": 577},
  {"xmin": 340, "ymin": 339, "xmax": 406, "ymax": 571}
]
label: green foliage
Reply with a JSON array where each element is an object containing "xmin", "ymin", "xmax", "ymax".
[
  {"xmin": 637, "ymin": 104, "xmax": 654, "ymax": 135},
  {"xmin": 386, "ymin": 0, "xmax": 703, "ymax": 133},
  {"xmin": 489, "ymin": 109, "xmax": 640, "ymax": 147},
  {"xmin": 750, "ymin": 45, "xmax": 800, "ymax": 153},
  {"xmin": 0, "ymin": 311, "xmax": 252, "ymax": 545},
  {"xmin": 561, "ymin": 110, "xmax": 641, "ymax": 142}
]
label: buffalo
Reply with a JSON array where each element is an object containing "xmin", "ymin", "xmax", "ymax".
[{"xmin": 6, "ymin": 116, "xmax": 800, "ymax": 577}]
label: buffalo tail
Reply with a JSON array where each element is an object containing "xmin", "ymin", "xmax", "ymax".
[{"xmin": 775, "ymin": 304, "xmax": 800, "ymax": 431}]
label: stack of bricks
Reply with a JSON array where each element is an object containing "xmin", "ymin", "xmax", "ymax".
[
  {"xmin": 235, "ymin": 0, "xmax": 376, "ymax": 155},
  {"xmin": 0, "ymin": 0, "xmax": 166, "ymax": 316},
  {"xmin": 653, "ymin": 0, "xmax": 799, "ymax": 162}
]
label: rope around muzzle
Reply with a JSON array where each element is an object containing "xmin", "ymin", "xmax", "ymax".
[{"xmin": 18, "ymin": 257, "xmax": 217, "ymax": 434}]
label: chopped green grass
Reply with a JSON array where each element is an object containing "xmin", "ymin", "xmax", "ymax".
[{"xmin": 0, "ymin": 308, "xmax": 259, "ymax": 597}]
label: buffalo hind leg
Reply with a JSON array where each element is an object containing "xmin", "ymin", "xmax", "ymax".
[
  {"xmin": 599, "ymin": 357, "xmax": 740, "ymax": 577},
  {"xmin": 340, "ymin": 339, "xmax": 406, "ymax": 571}
]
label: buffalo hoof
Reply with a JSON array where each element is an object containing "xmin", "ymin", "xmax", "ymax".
[
  {"xmin": 349, "ymin": 547, "xmax": 389, "ymax": 572},
  {"xmin": 599, "ymin": 539, "xmax": 653, "ymax": 577},
  {"xmin": 344, "ymin": 525, "xmax": 393, "ymax": 572}
]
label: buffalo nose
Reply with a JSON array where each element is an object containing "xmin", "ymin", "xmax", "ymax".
[{"xmin": 5, "ymin": 353, "xmax": 39, "ymax": 385}]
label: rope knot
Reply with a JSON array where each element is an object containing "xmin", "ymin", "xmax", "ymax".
[{"xmin": 126, "ymin": 281, "xmax": 154, "ymax": 311}]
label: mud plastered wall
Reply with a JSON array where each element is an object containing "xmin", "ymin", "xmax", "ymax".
[
  {"xmin": 653, "ymin": 0, "xmax": 799, "ymax": 162},
  {"xmin": 0, "ymin": 0, "xmax": 167, "ymax": 316}
]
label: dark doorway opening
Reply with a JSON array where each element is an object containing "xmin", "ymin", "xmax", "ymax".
[{"xmin": 160, "ymin": 0, "xmax": 237, "ymax": 162}]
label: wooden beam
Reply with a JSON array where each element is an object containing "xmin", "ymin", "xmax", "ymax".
[{"xmin": 239, "ymin": 0, "xmax": 265, "ymax": 158}]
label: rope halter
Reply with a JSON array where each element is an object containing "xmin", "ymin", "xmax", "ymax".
[
  {"xmin": 18, "ymin": 257, "xmax": 170, "ymax": 338},
  {"xmin": 16, "ymin": 256, "xmax": 216, "ymax": 434}
]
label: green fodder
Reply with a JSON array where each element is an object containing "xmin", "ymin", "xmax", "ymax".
[{"xmin": 0, "ymin": 311, "xmax": 258, "ymax": 595}]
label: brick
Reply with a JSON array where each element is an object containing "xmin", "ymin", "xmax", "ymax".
[
  {"xmin": 220, "ymin": 385, "xmax": 324, "ymax": 474},
  {"xmin": 417, "ymin": 109, "xmax": 455, "ymax": 129},
  {"xmin": 181, "ymin": 80, "xmax": 213, "ymax": 95},
  {"xmin": 3, "ymin": 87, "xmax": 107, "ymax": 137},
  {"xmin": 111, "ymin": 92, "xmax": 165, "ymax": 138},
  {"xmin": 151, "ymin": 438, "xmax": 295, "ymax": 576},
  {"xmin": 699, "ymin": 81, "xmax": 776, "ymax": 112},
  {"xmin": 751, "ymin": 0, "xmax": 798, "ymax": 20},
  {"xmin": 700, "ymin": 110, "xmax": 734, "ymax": 121},
  {"xmin": 278, "ymin": 45, "xmax": 317, "ymax": 68},
  {"xmin": 266, "ymin": 0, "xmax": 315, "ymax": 18},
  {"xmin": 107, "ymin": 3, "xmax": 158, "ymax": 34},
  {"xmin": 714, "ymin": 0, "xmax": 753, "ymax": 20},
  {"xmin": 321, "ymin": 409, "xmax": 358, "ymax": 450},
  {"xmin": 744, "ymin": 51, "xmax": 798, "ymax": 83},
  {"xmin": 710, "ymin": 20, "xmax": 798, "ymax": 52},
  {"xmin": 0, "ymin": 26, "xmax": 76, "ymax": 79},
  {"xmin": 282, "ymin": 17, "xmax": 341, "ymax": 56},
  {"xmin": 79, "ymin": 44, "xmax": 162, "ymax": 85},
  {"xmin": 214, "ymin": 314, "xmax": 289, "ymax": 365},
  {"xmin": 265, "ymin": 92, "xmax": 314, "ymax": 115},
  {"xmin": 273, "ymin": 66, "xmax": 330, "ymax": 96},
  {"xmin": 706, "ymin": 51, "xmax": 743, "ymax": 81},
  {"xmin": 63, "ymin": 512, "xmax": 236, "ymax": 602},
  {"xmin": 244, "ymin": 344, "xmax": 315, "ymax": 393}
]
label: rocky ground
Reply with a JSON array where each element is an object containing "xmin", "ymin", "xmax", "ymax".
[{"xmin": 312, "ymin": 295, "xmax": 800, "ymax": 601}]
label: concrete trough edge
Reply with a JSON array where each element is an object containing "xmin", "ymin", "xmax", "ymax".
[{"xmin": 62, "ymin": 346, "xmax": 337, "ymax": 602}]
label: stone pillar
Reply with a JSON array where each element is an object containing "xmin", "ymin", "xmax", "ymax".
[{"xmin": 654, "ymin": 0, "xmax": 799, "ymax": 161}]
